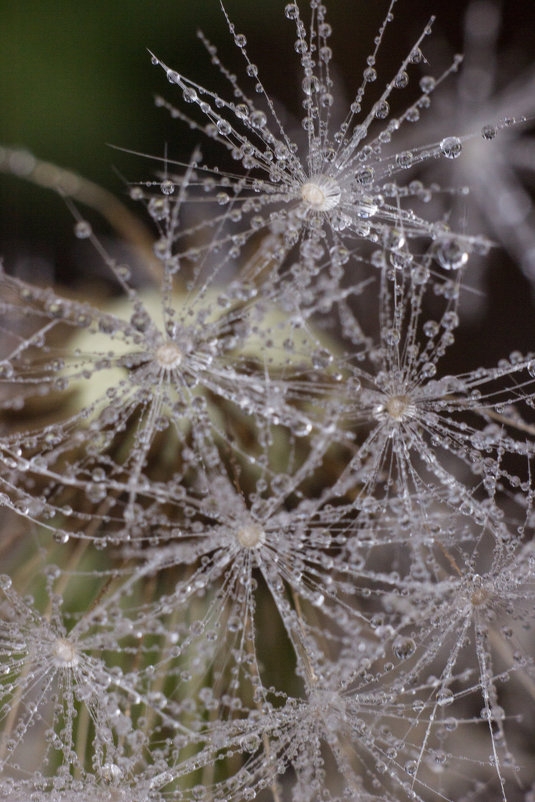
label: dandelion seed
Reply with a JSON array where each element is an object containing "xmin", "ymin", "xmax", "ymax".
[{"xmin": 149, "ymin": 1, "xmax": 487, "ymax": 275}]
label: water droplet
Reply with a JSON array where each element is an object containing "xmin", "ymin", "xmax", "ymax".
[
  {"xmin": 116, "ymin": 263, "xmax": 131, "ymax": 280},
  {"xmin": 396, "ymin": 151, "xmax": 414, "ymax": 169},
  {"xmin": 235, "ymin": 103, "xmax": 249, "ymax": 120},
  {"xmin": 216, "ymin": 119, "xmax": 232, "ymax": 136},
  {"xmin": 357, "ymin": 196, "xmax": 378, "ymax": 219},
  {"xmin": 0, "ymin": 575, "xmax": 12, "ymax": 591},
  {"xmin": 371, "ymin": 250, "xmax": 386, "ymax": 269},
  {"xmin": 250, "ymin": 110, "xmax": 267, "ymax": 128},
  {"xmin": 419, "ymin": 76, "xmax": 435, "ymax": 94},
  {"xmin": 374, "ymin": 100, "xmax": 390, "ymax": 119},
  {"xmin": 437, "ymin": 687, "xmax": 454, "ymax": 706},
  {"xmin": 356, "ymin": 166, "xmax": 374, "ymax": 186},
  {"xmin": 148, "ymin": 197, "xmax": 169, "ymax": 220},
  {"xmin": 130, "ymin": 311, "xmax": 150, "ymax": 332},
  {"xmin": 74, "ymin": 221, "xmax": 92, "ymax": 239},
  {"xmin": 384, "ymin": 328, "xmax": 401, "ymax": 346},
  {"xmin": 383, "ymin": 227, "xmax": 405, "ymax": 251},
  {"xmin": 183, "ymin": 86, "xmax": 198, "ymax": 103},
  {"xmin": 394, "ymin": 70, "xmax": 409, "ymax": 89},
  {"xmin": 423, "ymin": 320, "xmax": 439, "ymax": 338},
  {"xmin": 440, "ymin": 136, "xmax": 462, "ymax": 159},
  {"xmin": 240, "ymin": 734, "xmax": 261, "ymax": 752},
  {"xmin": 294, "ymin": 421, "xmax": 312, "ymax": 437},
  {"xmin": 393, "ymin": 636, "xmax": 416, "ymax": 660},
  {"xmin": 0, "ymin": 361, "xmax": 14, "ymax": 379},
  {"xmin": 421, "ymin": 361, "xmax": 437, "ymax": 378},
  {"xmin": 434, "ymin": 237, "xmax": 469, "ymax": 270},
  {"xmin": 160, "ymin": 178, "xmax": 175, "ymax": 195},
  {"xmin": 285, "ymin": 3, "xmax": 298, "ymax": 19},
  {"xmin": 481, "ymin": 124, "xmax": 497, "ymax": 140}
]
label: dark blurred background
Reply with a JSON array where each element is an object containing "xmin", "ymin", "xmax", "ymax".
[{"xmin": 1, "ymin": 0, "xmax": 534, "ymax": 366}]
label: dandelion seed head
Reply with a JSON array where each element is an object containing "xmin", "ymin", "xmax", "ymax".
[
  {"xmin": 468, "ymin": 574, "xmax": 490, "ymax": 607},
  {"xmin": 155, "ymin": 341, "xmax": 183, "ymax": 370},
  {"xmin": 307, "ymin": 687, "xmax": 348, "ymax": 730},
  {"xmin": 373, "ymin": 393, "xmax": 415, "ymax": 423},
  {"xmin": 384, "ymin": 394, "xmax": 413, "ymax": 421},
  {"xmin": 301, "ymin": 176, "xmax": 341, "ymax": 212},
  {"xmin": 235, "ymin": 521, "xmax": 265, "ymax": 549},
  {"xmin": 470, "ymin": 586, "xmax": 490, "ymax": 607},
  {"xmin": 52, "ymin": 637, "xmax": 79, "ymax": 668}
]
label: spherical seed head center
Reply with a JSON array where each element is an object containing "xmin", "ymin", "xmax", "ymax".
[
  {"xmin": 301, "ymin": 176, "xmax": 341, "ymax": 211},
  {"xmin": 468, "ymin": 574, "xmax": 489, "ymax": 606},
  {"xmin": 386, "ymin": 394, "xmax": 411, "ymax": 421},
  {"xmin": 236, "ymin": 522, "xmax": 265, "ymax": 549},
  {"xmin": 471, "ymin": 587, "xmax": 489, "ymax": 606},
  {"xmin": 155, "ymin": 341, "xmax": 183, "ymax": 369},
  {"xmin": 53, "ymin": 637, "xmax": 79, "ymax": 668}
]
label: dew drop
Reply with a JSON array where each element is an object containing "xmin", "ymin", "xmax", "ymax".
[
  {"xmin": 393, "ymin": 636, "xmax": 416, "ymax": 660},
  {"xmin": 356, "ymin": 166, "xmax": 374, "ymax": 186},
  {"xmin": 481, "ymin": 124, "xmax": 497, "ymax": 140},
  {"xmin": 383, "ymin": 228, "xmax": 405, "ymax": 251},
  {"xmin": 434, "ymin": 237, "xmax": 469, "ymax": 270},
  {"xmin": 285, "ymin": 3, "xmax": 298, "ymax": 19},
  {"xmin": 160, "ymin": 179, "xmax": 174, "ymax": 195},
  {"xmin": 0, "ymin": 361, "xmax": 14, "ymax": 379},
  {"xmin": 394, "ymin": 70, "xmax": 409, "ymax": 89},
  {"xmin": 437, "ymin": 687, "xmax": 454, "ymax": 706},
  {"xmin": 216, "ymin": 119, "xmax": 232, "ymax": 136},
  {"xmin": 440, "ymin": 136, "xmax": 462, "ymax": 159},
  {"xmin": 148, "ymin": 197, "xmax": 169, "ymax": 221},
  {"xmin": 419, "ymin": 76, "xmax": 435, "ymax": 94},
  {"xmin": 74, "ymin": 221, "xmax": 92, "ymax": 239},
  {"xmin": 183, "ymin": 86, "xmax": 198, "ymax": 103},
  {"xmin": 374, "ymin": 100, "xmax": 390, "ymax": 119},
  {"xmin": 396, "ymin": 150, "xmax": 414, "ymax": 169},
  {"xmin": 0, "ymin": 575, "xmax": 12, "ymax": 591},
  {"xmin": 250, "ymin": 110, "xmax": 267, "ymax": 128}
]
